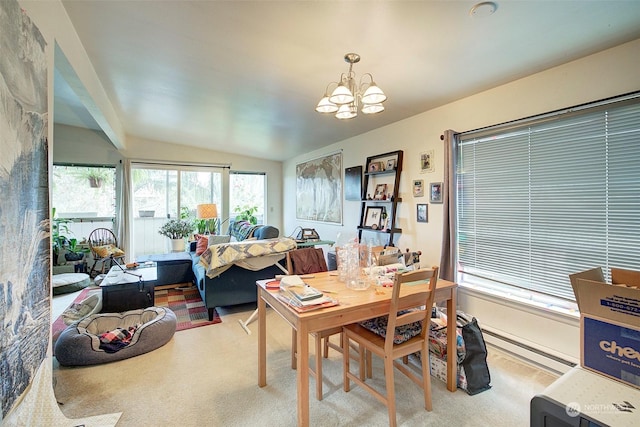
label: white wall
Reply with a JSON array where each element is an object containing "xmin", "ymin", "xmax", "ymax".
[{"xmin": 283, "ymin": 38, "xmax": 640, "ymax": 369}]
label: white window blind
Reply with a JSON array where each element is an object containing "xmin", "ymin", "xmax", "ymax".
[{"xmin": 456, "ymin": 94, "xmax": 640, "ymax": 301}]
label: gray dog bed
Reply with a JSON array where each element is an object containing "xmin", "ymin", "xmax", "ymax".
[{"xmin": 55, "ymin": 306, "xmax": 177, "ymax": 366}]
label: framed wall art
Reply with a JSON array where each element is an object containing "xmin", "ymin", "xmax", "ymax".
[
  {"xmin": 430, "ymin": 182, "xmax": 443, "ymax": 203},
  {"xmin": 420, "ymin": 150, "xmax": 435, "ymax": 174},
  {"xmin": 417, "ymin": 204, "xmax": 428, "ymax": 223},
  {"xmin": 363, "ymin": 206, "xmax": 384, "ymax": 229},
  {"xmin": 296, "ymin": 152, "xmax": 343, "ymax": 224},
  {"xmin": 413, "ymin": 179, "xmax": 424, "ymax": 197}
]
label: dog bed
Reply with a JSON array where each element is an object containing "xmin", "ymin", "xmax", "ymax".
[
  {"xmin": 55, "ymin": 306, "xmax": 177, "ymax": 366},
  {"xmin": 52, "ymin": 273, "xmax": 90, "ymax": 295}
]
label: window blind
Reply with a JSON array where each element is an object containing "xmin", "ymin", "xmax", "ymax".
[{"xmin": 456, "ymin": 95, "xmax": 640, "ymax": 301}]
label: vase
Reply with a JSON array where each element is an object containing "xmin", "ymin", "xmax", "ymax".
[{"xmin": 170, "ymin": 238, "xmax": 185, "ymax": 252}]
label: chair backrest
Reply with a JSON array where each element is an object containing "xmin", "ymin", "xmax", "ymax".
[
  {"xmin": 385, "ymin": 266, "xmax": 439, "ymax": 352},
  {"xmin": 287, "ymin": 247, "xmax": 328, "ymax": 275},
  {"xmin": 88, "ymin": 228, "xmax": 118, "ymax": 254}
]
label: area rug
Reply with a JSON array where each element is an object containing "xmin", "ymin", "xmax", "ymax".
[
  {"xmin": 154, "ymin": 288, "xmax": 221, "ymax": 331},
  {"xmin": 52, "ymin": 287, "xmax": 221, "ymax": 347}
]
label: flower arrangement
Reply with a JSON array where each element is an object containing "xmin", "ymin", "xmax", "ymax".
[{"xmin": 158, "ymin": 219, "xmax": 193, "ymax": 239}]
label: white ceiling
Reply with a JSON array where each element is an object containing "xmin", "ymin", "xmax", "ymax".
[{"xmin": 54, "ymin": 1, "xmax": 640, "ymax": 162}]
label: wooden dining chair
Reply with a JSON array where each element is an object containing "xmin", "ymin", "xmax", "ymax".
[
  {"xmin": 287, "ymin": 247, "xmax": 345, "ymax": 401},
  {"xmin": 342, "ymin": 267, "xmax": 439, "ymax": 427}
]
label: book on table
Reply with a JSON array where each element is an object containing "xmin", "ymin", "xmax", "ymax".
[{"xmin": 279, "ymin": 275, "xmax": 323, "ymax": 301}]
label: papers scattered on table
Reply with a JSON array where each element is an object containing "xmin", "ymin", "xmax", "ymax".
[{"xmin": 277, "ymin": 288, "xmax": 338, "ymax": 312}]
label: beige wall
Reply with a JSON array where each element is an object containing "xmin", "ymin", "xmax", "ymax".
[{"xmin": 283, "ymin": 38, "xmax": 640, "ymax": 369}]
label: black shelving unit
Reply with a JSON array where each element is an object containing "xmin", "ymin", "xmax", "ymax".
[{"xmin": 358, "ymin": 150, "xmax": 403, "ymax": 247}]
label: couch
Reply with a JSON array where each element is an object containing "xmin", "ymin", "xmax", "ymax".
[{"xmin": 189, "ymin": 221, "xmax": 295, "ymax": 320}]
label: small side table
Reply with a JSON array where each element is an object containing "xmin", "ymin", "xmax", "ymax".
[{"xmin": 100, "ymin": 264, "xmax": 157, "ymax": 312}]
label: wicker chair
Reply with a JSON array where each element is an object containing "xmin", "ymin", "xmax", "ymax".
[{"xmin": 88, "ymin": 228, "xmax": 125, "ymax": 277}]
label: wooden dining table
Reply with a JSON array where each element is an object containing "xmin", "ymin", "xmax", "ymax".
[{"xmin": 257, "ymin": 271, "xmax": 458, "ymax": 427}]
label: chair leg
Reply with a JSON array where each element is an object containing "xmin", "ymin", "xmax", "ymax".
[
  {"xmin": 291, "ymin": 329, "xmax": 297, "ymax": 370},
  {"xmin": 358, "ymin": 343, "xmax": 366, "ymax": 381},
  {"xmin": 366, "ymin": 349, "xmax": 373, "ymax": 378},
  {"xmin": 343, "ymin": 333, "xmax": 350, "ymax": 392},
  {"xmin": 384, "ymin": 356, "xmax": 397, "ymax": 427},
  {"xmin": 421, "ymin": 347, "xmax": 433, "ymax": 411},
  {"xmin": 315, "ymin": 334, "xmax": 323, "ymax": 400},
  {"xmin": 323, "ymin": 336, "xmax": 330, "ymax": 358}
]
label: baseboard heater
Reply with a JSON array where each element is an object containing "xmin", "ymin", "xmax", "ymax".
[{"xmin": 480, "ymin": 327, "xmax": 576, "ymax": 375}]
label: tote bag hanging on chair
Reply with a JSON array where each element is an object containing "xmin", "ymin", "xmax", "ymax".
[{"xmin": 457, "ymin": 314, "xmax": 492, "ymax": 395}]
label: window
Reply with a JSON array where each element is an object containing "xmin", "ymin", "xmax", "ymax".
[
  {"xmin": 52, "ymin": 164, "xmax": 117, "ymax": 240},
  {"xmin": 230, "ymin": 171, "xmax": 266, "ymax": 225},
  {"xmin": 131, "ymin": 163, "xmax": 222, "ymax": 256},
  {"xmin": 456, "ymin": 93, "xmax": 640, "ymax": 302}
]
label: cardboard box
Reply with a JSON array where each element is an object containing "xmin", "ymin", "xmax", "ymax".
[{"xmin": 570, "ymin": 267, "xmax": 640, "ymax": 389}]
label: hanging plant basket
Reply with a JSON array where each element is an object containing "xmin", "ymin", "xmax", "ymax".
[{"xmin": 88, "ymin": 176, "xmax": 103, "ymax": 188}]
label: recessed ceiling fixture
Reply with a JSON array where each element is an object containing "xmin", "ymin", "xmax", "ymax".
[
  {"xmin": 315, "ymin": 53, "xmax": 387, "ymax": 120},
  {"xmin": 470, "ymin": 1, "xmax": 498, "ymax": 18}
]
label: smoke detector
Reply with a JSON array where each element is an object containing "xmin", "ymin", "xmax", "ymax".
[{"xmin": 470, "ymin": 2, "xmax": 498, "ymax": 18}]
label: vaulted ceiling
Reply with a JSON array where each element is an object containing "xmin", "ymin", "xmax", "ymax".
[{"xmin": 53, "ymin": 1, "xmax": 640, "ymax": 161}]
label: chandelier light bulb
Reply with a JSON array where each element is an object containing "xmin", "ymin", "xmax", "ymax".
[
  {"xmin": 329, "ymin": 84, "xmax": 354, "ymax": 105},
  {"xmin": 335, "ymin": 103, "xmax": 357, "ymax": 120},
  {"xmin": 315, "ymin": 96, "xmax": 339, "ymax": 113},
  {"xmin": 361, "ymin": 84, "xmax": 387, "ymax": 105},
  {"xmin": 362, "ymin": 103, "xmax": 385, "ymax": 115}
]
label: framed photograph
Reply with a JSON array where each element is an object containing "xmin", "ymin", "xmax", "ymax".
[
  {"xmin": 368, "ymin": 161, "xmax": 384, "ymax": 173},
  {"xmin": 363, "ymin": 206, "xmax": 383, "ymax": 228},
  {"xmin": 386, "ymin": 158, "xmax": 396, "ymax": 171},
  {"xmin": 417, "ymin": 204, "xmax": 428, "ymax": 223},
  {"xmin": 374, "ymin": 183, "xmax": 387, "ymax": 200},
  {"xmin": 420, "ymin": 150, "xmax": 435, "ymax": 174},
  {"xmin": 413, "ymin": 179, "xmax": 424, "ymax": 197},
  {"xmin": 430, "ymin": 182, "xmax": 443, "ymax": 203}
]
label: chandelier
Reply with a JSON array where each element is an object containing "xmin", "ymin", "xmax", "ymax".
[{"xmin": 315, "ymin": 53, "xmax": 387, "ymax": 120}]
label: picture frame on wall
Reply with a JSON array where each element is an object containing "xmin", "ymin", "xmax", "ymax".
[
  {"xmin": 420, "ymin": 150, "xmax": 435, "ymax": 174},
  {"xmin": 363, "ymin": 206, "xmax": 384, "ymax": 229},
  {"xmin": 417, "ymin": 204, "xmax": 428, "ymax": 223},
  {"xmin": 430, "ymin": 182, "xmax": 443, "ymax": 203},
  {"xmin": 413, "ymin": 179, "xmax": 424, "ymax": 197}
]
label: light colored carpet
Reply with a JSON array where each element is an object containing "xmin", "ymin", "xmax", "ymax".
[{"xmin": 52, "ymin": 303, "xmax": 559, "ymax": 426}]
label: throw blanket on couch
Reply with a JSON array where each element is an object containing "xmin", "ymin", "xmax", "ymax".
[
  {"xmin": 200, "ymin": 238, "xmax": 297, "ymax": 278},
  {"xmin": 229, "ymin": 220, "xmax": 260, "ymax": 241}
]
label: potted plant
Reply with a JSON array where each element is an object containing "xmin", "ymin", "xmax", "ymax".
[
  {"xmin": 234, "ymin": 205, "xmax": 258, "ymax": 225},
  {"xmin": 158, "ymin": 219, "xmax": 193, "ymax": 252},
  {"xmin": 52, "ymin": 208, "xmax": 72, "ymax": 265},
  {"xmin": 64, "ymin": 238, "xmax": 89, "ymax": 262}
]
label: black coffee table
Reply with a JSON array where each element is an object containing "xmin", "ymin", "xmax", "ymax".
[{"xmin": 100, "ymin": 264, "xmax": 157, "ymax": 312}]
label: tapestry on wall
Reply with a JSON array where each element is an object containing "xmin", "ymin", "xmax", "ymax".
[
  {"xmin": 0, "ymin": 0, "xmax": 50, "ymax": 418},
  {"xmin": 295, "ymin": 152, "xmax": 342, "ymax": 224}
]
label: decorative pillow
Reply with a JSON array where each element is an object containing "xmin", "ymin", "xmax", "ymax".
[
  {"xmin": 195, "ymin": 234, "xmax": 209, "ymax": 256},
  {"xmin": 93, "ymin": 244, "xmax": 125, "ymax": 258},
  {"xmin": 359, "ymin": 310, "xmax": 423, "ymax": 344}
]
